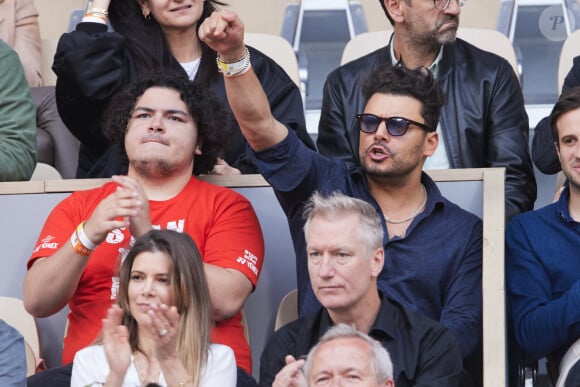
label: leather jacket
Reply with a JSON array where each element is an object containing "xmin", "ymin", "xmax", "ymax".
[
  {"xmin": 317, "ymin": 38, "xmax": 536, "ymax": 221},
  {"xmin": 54, "ymin": 22, "xmax": 315, "ymax": 178}
]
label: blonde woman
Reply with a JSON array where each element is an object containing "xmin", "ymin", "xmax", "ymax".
[{"xmin": 71, "ymin": 230, "xmax": 236, "ymax": 387}]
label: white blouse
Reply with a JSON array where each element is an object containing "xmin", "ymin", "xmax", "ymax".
[{"xmin": 71, "ymin": 343, "xmax": 237, "ymax": 387}]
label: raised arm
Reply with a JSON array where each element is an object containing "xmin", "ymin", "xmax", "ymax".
[
  {"xmin": 53, "ymin": 0, "xmax": 126, "ymax": 168},
  {"xmin": 198, "ymin": 10, "xmax": 288, "ymax": 151}
]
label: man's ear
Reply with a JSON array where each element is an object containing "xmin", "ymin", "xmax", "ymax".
[
  {"xmin": 384, "ymin": 0, "xmax": 405, "ymax": 24},
  {"xmin": 423, "ymin": 131, "xmax": 438, "ymax": 157},
  {"xmin": 371, "ymin": 248, "xmax": 384, "ymax": 277}
]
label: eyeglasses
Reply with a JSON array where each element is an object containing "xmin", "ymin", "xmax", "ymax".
[
  {"xmin": 356, "ymin": 113, "xmax": 433, "ymax": 136},
  {"xmin": 433, "ymin": 0, "xmax": 467, "ymax": 11}
]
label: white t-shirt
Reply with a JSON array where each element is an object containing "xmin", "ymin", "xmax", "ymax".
[
  {"xmin": 180, "ymin": 59, "xmax": 201, "ymax": 81},
  {"xmin": 71, "ymin": 343, "xmax": 237, "ymax": 387}
]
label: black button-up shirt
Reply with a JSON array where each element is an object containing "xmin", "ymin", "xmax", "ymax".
[{"xmin": 259, "ymin": 292, "xmax": 463, "ymax": 387}]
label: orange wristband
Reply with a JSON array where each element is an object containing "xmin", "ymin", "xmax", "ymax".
[{"xmin": 70, "ymin": 231, "xmax": 91, "ymax": 256}]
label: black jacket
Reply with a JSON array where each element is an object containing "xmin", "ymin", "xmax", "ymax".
[
  {"xmin": 53, "ymin": 22, "xmax": 315, "ymax": 178},
  {"xmin": 317, "ymin": 38, "xmax": 536, "ymax": 221},
  {"xmin": 532, "ymin": 56, "xmax": 580, "ymax": 175}
]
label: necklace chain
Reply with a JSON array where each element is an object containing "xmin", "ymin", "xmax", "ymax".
[
  {"xmin": 384, "ymin": 184, "xmax": 427, "ymax": 224},
  {"xmin": 135, "ymin": 353, "xmax": 158, "ymax": 385}
]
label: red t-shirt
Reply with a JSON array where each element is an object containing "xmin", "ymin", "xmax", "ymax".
[{"xmin": 28, "ymin": 177, "xmax": 264, "ymax": 373}]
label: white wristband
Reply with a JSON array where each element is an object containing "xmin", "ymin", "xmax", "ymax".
[
  {"xmin": 76, "ymin": 222, "xmax": 98, "ymax": 251},
  {"xmin": 216, "ymin": 47, "xmax": 251, "ymax": 77},
  {"xmin": 82, "ymin": 15, "xmax": 108, "ymax": 24}
]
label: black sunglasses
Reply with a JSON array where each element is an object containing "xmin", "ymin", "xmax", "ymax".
[{"xmin": 355, "ymin": 113, "xmax": 433, "ymax": 136}]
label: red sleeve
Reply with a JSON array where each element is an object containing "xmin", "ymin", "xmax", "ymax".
[
  {"xmin": 202, "ymin": 191, "xmax": 264, "ymax": 287},
  {"xmin": 28, "ymin": 193, "xmax": 82, "ymax": 269}
]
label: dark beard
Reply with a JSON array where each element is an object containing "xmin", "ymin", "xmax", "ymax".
[{"xmin": 130, "ymin": 159, "xmax": 175, "ymax": 178}]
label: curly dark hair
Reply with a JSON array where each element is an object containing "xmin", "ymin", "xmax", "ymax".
[
  {"xmin": 108, "ymin": 0, "xmax": 227, "ymax": 85},
  {"xmin": 102, "ymin": 70, "xmax": 232, "ymax": 175},
  {"xmin": 362, "ymin": 64, "xmax": 444, "ymax": 132}
]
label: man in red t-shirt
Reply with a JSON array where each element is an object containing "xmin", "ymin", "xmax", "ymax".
[{"xmin": 24, "ymin": 72, "xmax": 264, "ymax": 386}]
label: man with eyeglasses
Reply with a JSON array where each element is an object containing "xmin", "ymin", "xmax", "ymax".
[
  {"xmin": 201, "ymin": 11, "xmax": 482, "ymax": 385},
  {"xmin": 316, "ymin": 0, "xmax": 536, "ymax": 224}
]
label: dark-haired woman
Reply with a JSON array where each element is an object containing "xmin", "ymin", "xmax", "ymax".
[{"xmin": 54, "ymin": 0, "xmax": 315, "ymax": 178}]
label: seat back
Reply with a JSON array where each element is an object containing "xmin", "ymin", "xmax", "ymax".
[
  {"xmin": 0, "ymin": 297, "xmax": 40, "ymax": 364},
  {"xmin": 340, "ymin": 28, "xmax": 519, "ymax": 79},
  {"xmin": 274, "ymin": 289, "xmax": 298, "ymax": 331},
  {"xmin": 35, "ymin": 0, "xmax": 84, "ymax": 39},
  {"xmin": 30, "ymin": 162, "xmax": 63, "ymax": 181},
  {"xmin": 245, "ymin": 32, "xmax": 300, "ymax": 88},
  {"xmin": 24, "ymin": 340, "xmax": 37, "ymax": 377},
  {"xmin": 40, "ymin": 38, "xmax": 58, "ymax": 87},
  {"xmin": 558, "ymin": 29, "xmax": 580, "ymax": 93}
]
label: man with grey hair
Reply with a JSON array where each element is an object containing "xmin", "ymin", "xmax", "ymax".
[
  {"xmin": 259, "ymin": 191, "xmax": 462, "ymax": 387},
  {"xmin": 302, "ymin": 323, "xmax": 394, "ymax": 387}
]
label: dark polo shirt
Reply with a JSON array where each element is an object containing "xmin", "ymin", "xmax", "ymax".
[{"xmin": 259, "ymin": 292, "xmax": 463, "ymax": 387}]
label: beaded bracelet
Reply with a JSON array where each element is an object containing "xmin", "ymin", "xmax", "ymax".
[
  {"xmin": 216, "ymin": 47, "xmax": 251, "ymax": 77},
  {"xmin": 83, "ymin": 7, "xmax": 109, "ymax": 24}
]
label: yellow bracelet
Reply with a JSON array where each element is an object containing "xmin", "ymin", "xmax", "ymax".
[{"xmin": 76, "ymin": 221, "xmax": 97, "ymax": 250}]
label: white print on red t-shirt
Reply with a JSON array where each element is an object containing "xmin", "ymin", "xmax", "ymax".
[
  {"xmin": 110, "ymin": 276, "xmax": 119, "ymax": 300},
  {"xmin": 33, "ymin": 235, "xmax": 59, "ymax": 253},
  {"xmin": 106, "ymin": 228, "xmax": 125, "ymax": 244},
  {"xmin": 236, "ymin": 250, "xmax": 259, "ymax": 276}
]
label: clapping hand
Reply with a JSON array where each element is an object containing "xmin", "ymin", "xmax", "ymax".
[{"xmin": 102, "ymin": 304, "xmax": 131, "ymax": 381}]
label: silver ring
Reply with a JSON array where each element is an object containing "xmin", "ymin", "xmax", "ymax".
[{"xmin": 158, "ymin": 328, "xmax": 168, "ymax": 337}]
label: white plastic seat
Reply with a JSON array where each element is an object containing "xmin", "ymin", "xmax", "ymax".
[{"xmin": 340, "ymin": 27, "xmax": 520, "ymax": 79}]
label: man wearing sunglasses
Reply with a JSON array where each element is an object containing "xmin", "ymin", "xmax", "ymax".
[
  {"xmin": 317, "ymin": 0, "xmax": 536, "ymax": 223},
  {"xmin": 201, "ymin": 11, "xmax": 482, "ymax": 385}
]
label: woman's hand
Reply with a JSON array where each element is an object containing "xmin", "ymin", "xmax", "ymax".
[
  {"xmin": 198, "ymin": 10, "xmax": 246, "ymax": 62},
  {"xmin": 102, "ymin": 305, "xmax": 131, "ymax": 381},
  {"xmin": 141, "ymin": 303, "xmax": 181, "ymax": 361}
]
